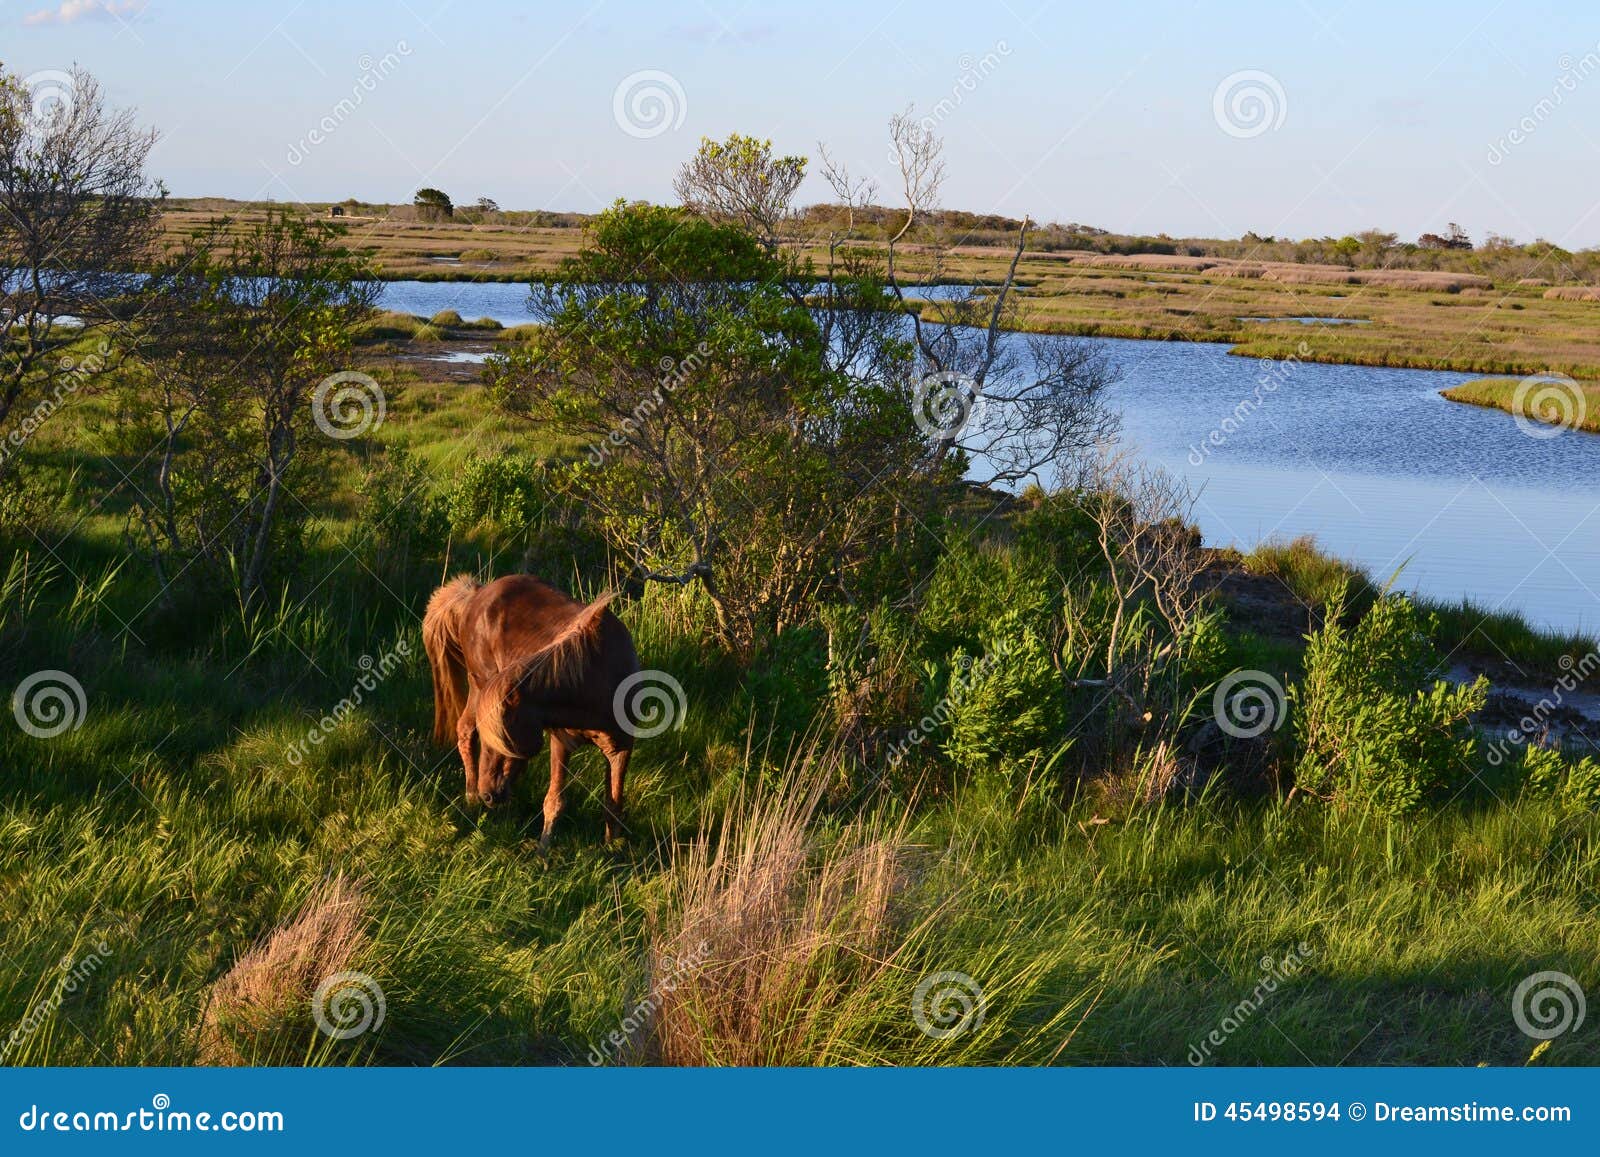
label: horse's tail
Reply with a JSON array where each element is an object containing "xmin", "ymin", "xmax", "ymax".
[
  {"xmin": 423, "ymin": 575, "xmax": 480, "ymax": 746},
  {"xmin": 477, "ymin": 591, "xmax": 618, "ymax": 759}
]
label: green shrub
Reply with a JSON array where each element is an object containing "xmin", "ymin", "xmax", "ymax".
[
  {"xmin": 468, "ymin": 316, "xmax": 503, "ymax": 331},
  {"xmin": 354, "ymin": 446, "xmax": 447, "ymax": 555},
  {"xmin": 916, "ymin": 539, "xmax": 1055, "ymax": 658},
  {"xmin": 445, "ymin": 452, "xmax": 545, "ymax": 533},
  {"xmin": 459, "ymin": 249, "xmax": 497, "ymax": 263},
  {"xmin": 500, "ymin": 324, "xmax": 542, "ymax": 343},
  {"xmin": 942, "ymin": 608, "xmax": 1068, "ymax": 783},
  {"xmin": 1520, "ymin": 743, "xmax": 1600, "ymax": 812},
  {"xmin": 1290, "ymin": 585, "xmax": 1487, "ymax": 815},
  {"xmin": 428, "ymin": 309, "xmax": 463, "ymax": 327}
]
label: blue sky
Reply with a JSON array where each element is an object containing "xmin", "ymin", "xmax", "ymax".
[{"xmin": 8, "ymin": 0, "xmax": 1600, "ymax": 245}]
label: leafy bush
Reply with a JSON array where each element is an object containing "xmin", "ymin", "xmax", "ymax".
[
  {"xmin": 942, "ymin": 608, "xmax": 1068, "ymax": 783},
  {"xmin": 445, "ymin": 453, "xmax": 545, "ymax": 534},
  {"xmin": 355, "ymin": 447, "xmax": 447, "ymax": 556},
  {"xmin": 1520, "ymin": 743, "xmax": 1600, "ymax": 812},
  {"xmin": 916, "ymin": 539, "xmax": 1055, "ymax": 658},
  {"xmin": 1291, "ymin": 586, "xmax": 1487, "ymax": 815}
]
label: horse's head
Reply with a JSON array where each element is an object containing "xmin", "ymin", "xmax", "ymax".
[
  {"xmin": 474, "ymin": 744, "xmax": 530, "ymax": 808},
  {"xmin": 474, "ymin": 681, "xmax": 544, "ymax": 808}
]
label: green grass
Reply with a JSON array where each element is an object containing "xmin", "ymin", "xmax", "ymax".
[
  {"xmin": 1441, "ymin": 377, "xmax": 1600, "ymax": 436},
  {"xmin": 3, "ymin": 364, "xmax": 1598, "ymax": 1067}
]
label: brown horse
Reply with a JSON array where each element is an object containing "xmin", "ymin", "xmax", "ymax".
[{"xmin": 423, "ymin": 574, "xmax": 641, "ymax": 846}]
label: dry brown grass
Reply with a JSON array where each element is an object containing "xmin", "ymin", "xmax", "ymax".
[
  {"xmin": 1543, "ymin": 286, "xmax": 1600, "ymax": 301},
  {"xmin": 648, "ymin": 761, "xmax": 912, "ymax": 1066},
  {"xmin": 197, "ymin": 875, "xmax": 371, "ymax": 1064}
]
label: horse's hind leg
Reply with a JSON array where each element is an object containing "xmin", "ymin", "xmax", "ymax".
[
  {"xmin": 540, "ymin": 730, "xmax": 570, "ymax": 850},
  {"xmin": 596, "ymin": 734, "xmax": 632, "ymax": 844}
]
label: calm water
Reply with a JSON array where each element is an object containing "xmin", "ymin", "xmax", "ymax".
[
  {"xmin": 376, "ymin": 280, "xmax": 1600, "ymax": 635},
  {"xmin": 374, "ymin": 279, "xmax": 971, "ymax": 327},
  {"xmin": 1097, "ymin": 335, "xmax": 1600, "ymax": 637}
]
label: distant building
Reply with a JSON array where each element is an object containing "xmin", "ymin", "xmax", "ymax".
[{"xmin": 329, "ymin": 205, "xmax": 345, "ymax": 218}]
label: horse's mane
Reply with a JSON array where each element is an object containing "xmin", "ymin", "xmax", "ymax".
[{"xmin": 477, "ymin": 591, "xmax": 617, "ymax": 758}]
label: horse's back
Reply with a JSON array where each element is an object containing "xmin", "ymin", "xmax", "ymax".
[{"xmin": 465, "ymin": 575, "xmax": 637, "ymax": 692}]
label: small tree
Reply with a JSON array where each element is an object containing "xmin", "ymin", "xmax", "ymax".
[
  {"xmin": 1418, "ymin": 223, "xmax": 1472, "ymax": 251},
  {"xmin": 487, "ymin": 202, "xmax": 928, "ymax": 651},
  {"xmin": 0, "ymin": 64, "xmax": 162, "ymax": 477},
  {"xmin": 128, "ymin": 212, "xmax": 379, "ymax": 601},
  {"xmin": 413, "ymin": 187, "xmax": 453, "ymax": 220},
  {"xmin": 673, "ymin": 134, "xmax": 806, "ymax": 253},
  {"xmin": 818, "ymin": 109, "xmax": 1120, "ymax": 487}
]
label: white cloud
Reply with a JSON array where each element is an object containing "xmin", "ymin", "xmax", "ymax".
[{"xmin": 23, "ymin": 0, "xmax": 146, "ymax": 26}]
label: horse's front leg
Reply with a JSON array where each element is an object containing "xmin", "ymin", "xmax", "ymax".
[
  {"xmin": 457, "ymin": 689, "xmax": 482, "ymax": 806},
  {"xmin": 540, "ymin": 730, "xmax": 570, "ymax": 850}
]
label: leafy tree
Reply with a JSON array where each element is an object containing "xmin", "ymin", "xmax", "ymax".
[
  {"xmin": 1418, "ymin": 222, "xmax": 1472, "ymax": 251},
  {"xmin": 487, "ymin": 201, "xmax": 928, "ymax": 651},
  {"xmin": 492, "ymin": 118, "xmax": 1119, "ymax": 653},
  {"xmin": 413, "ymin": 187, "xmax": 453, "ymax": 220},
  {"xmin": 127, "ymin": 211, "xmax": 379, "ymax": 601},
  {"xmin": 673, "ymin": 134, "xmax": 806, "ymax": 252},
  {"xmin": 0, "ymin": 64, "xmax": 163, "ymax": 478}
]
